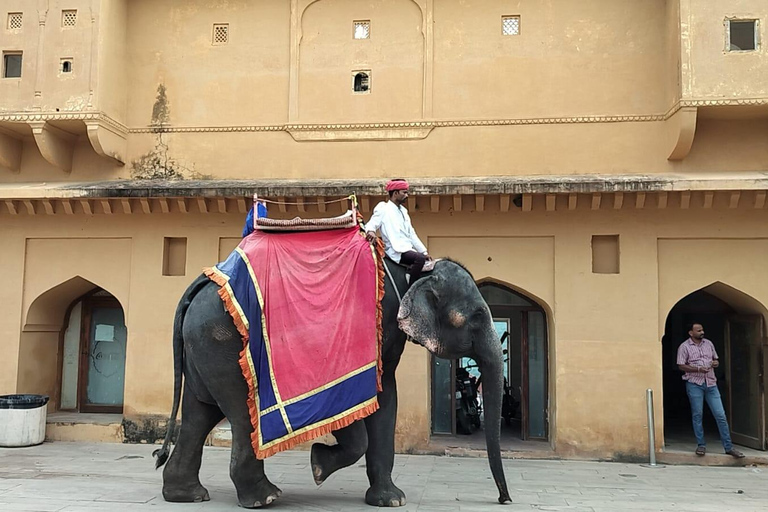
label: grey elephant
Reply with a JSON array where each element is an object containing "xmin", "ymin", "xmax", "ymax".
[{"xmin": 154, "ymin": 258, "xmax": 511, "ymax": 507}]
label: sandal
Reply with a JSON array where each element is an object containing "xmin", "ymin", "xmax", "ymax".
[{"xmin": 695, "ymin": 446, "xmax": 706, "ymax": 456}]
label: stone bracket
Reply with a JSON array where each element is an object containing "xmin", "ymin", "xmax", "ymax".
[
  {"xmin": 0, "ymin": 129, "xmax": 22, "ymax": 173},
  {"xmin": 28, "ymin": 121, "xmax": 76, "ymax": 172},
  {"xmin": 666, "ymin": 106, "xmax": 698, "ymax": 161},
  {"xmin": 84, "ymin": 120, "xmax": 127, "ymax": 166}
]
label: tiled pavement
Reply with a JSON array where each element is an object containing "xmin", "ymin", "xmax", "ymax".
[{"xmin": 1, "ymin": 442, "xmax": 766, "ymax": 511}]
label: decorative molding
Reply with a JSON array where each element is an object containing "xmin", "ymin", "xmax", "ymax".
[
  {"xmin": 0, "ymin": 112, "xmax": 128, "ymax": 133},
  {"xmin": 288, "ymin": 125, "xmax": 433, "ymax": 141},
  {"xmin": 2, "ymin": 190, "xmax": 767, "ymax": 217}
]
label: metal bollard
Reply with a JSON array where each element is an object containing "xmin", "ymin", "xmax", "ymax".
[{"xmin": 646, "ymin": 388, "xmax": 657, "ymax": 467}]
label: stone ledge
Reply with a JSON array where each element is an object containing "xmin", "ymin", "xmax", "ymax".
[{"xmin": 2, "ymin": 173, "xmax": 768, "ymax": 200}]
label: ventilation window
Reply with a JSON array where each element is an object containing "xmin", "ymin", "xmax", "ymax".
[
  {"xmin": 354, "ymin": 20, "xmax": 370, "ymax": 39},
  {"xmin": 163, "ymin": 237, "xmax": 187, "ymax": 276},
  {"xmin": 62, "ymin": 10, "xmax": 77, "ymax": 27},
  {"xmin": 592, "ymin": 235, "xmax": 620, "ymax": 274},
  {"xmin": 213, "ymin": 24, "xmax": 229, "ymax": 45},
  {"xmin": 3, "ymin": 52, "xmax": 22, "ymax": 78},
  {"xmin": 728, "ymin": 20, "xmax": 757, "ymax": 51},
  {"xmin": 60, "ymin": 58, "xmax": 73, "ymax": 73},
  {"xmin": 352, "ymin": 70, "xmax": 370, "ymax": 93},
  {"xmin": 7, "ymin": 12, "xmax": 23, "ymax": 30},
  {"xmin": 502, "ymin": 15, "xmax": 520, "ymax": 36}
]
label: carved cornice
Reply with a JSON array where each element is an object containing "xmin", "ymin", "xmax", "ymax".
[
  {"xmin": 1, "ymin": 97, "xmax": 765, "ymax": 138},
  {"xmin": 0, "ymin": 112, "xmax": 129, "ymax": 135},
  {"xmin": 2, "ymin": 189, "xmax": 766, "ymax": 217}
]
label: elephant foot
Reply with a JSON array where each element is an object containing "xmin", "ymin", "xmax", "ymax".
[
  {"xmin": 365, "ymin": 482, "xmax": 406, "ymax": 507},
  {"xmin": 310, "ymin": 443, "xmax": 333, "ymax": 485},
  {"xmin": 162, "ymin": 483, "xmax": 210, "ymax": 503},
  {"xmin": 237, "ymin": 478, "xmax": 282, "ymax": 508}
]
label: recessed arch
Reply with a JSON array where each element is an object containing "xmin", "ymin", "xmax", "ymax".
[
  {"xmin": 19, "ymin": 275, "xmax": 128, "ymax": 413},
  {"xmin": 24, "ymin": 275, "xmax": 126, "ymax": 331},
  {"xmin": 431, "ymin": 278, "xmax": 551, "ymax": 447},
  {"xmin": 661, "ymin": 281, "xmax": 767, "ymax": 452}
]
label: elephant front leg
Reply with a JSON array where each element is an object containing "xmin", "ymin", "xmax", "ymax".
[
  {"xmin": 311, "ymin": 419, "xmax": 368, "ymax": 484},
  {"xmin": 363, "ymin": 368, "xmax": 406, "ymax": 507}
]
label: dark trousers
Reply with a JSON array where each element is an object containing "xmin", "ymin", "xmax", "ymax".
[{"xmin": 400, "ymin": 251, "xmax": 426, "ymax": 283}]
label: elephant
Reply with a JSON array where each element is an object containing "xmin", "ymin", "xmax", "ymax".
[{"xmin": 154, "ymin": 257, "xmax": 512, "ymax": 507}]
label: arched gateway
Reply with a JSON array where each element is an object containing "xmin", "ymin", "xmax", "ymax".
[
  {"xmin": 662, "ymin": 282, "xmax": 767, "ymax": 452},
  {"xmin": 431, "ymin": 282, "xmax": 549, "ymax": 444}
]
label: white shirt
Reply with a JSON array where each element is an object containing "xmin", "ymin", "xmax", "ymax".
[{"xmin": 364, "ymin": 200, "xmax": 427, "ymax": 263}]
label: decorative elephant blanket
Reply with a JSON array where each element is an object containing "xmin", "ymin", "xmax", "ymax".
[{"xmin": 205, "ymin": 226, "xmax": 384, "ymax": 459}]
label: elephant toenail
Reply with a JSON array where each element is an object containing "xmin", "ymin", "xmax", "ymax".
[{"xmin": 266, "ymin": 496, "xmax": 274, "ymax": 504}]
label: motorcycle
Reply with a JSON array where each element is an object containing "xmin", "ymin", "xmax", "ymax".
[
  {"xmin": 499, "ymin": 332, "xmax": 519, "ymax": 427},
  {"xmin": 455, "ymin": 363, "xmax": 482, "ymax": 435}
]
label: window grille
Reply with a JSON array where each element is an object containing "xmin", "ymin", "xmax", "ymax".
[
  {"xmin": 213, "ymin": 24, "xmax": 229, "ymax": 45},
  {"xmin": 62, "ymin": 10, "xmax": 77, "ymax": 27},
  {"xmin": 8, "ymin": 12, "xmax": 22, "ymax": 30},
  {"xmin": 354, "ymin": 21, "xmax": 370, "ymax": 40},
  {"xmin": 502, "ymin": 15, "xmax": 520, "ymax": 36}
]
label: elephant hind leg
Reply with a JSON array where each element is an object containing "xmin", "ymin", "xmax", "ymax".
[
  {"xmin": 311, "ymin": 419, "xmax": 368, "ymax": 485},
  {"xmin": 226, "ymin": 413, "xmax": 282, "ymax": 508},
  {"xmin": 162, "ymin": 384, "xmax": 224, "ymax": 503}
]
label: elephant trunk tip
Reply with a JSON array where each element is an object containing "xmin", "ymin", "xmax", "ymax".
[{"xmin": 497, "ymin": 492, "xmax": 512, "ymax": 504}]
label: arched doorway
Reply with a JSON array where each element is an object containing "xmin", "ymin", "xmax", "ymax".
[
  {"xmin": 21, "ymin": 277, "xmax": 128, "ymax": 413},
  {"xmin": 662, "ymin": 283, "xmax": 767, "ymax": 452},
  {"xmin": 431, "ymin": 282, "xmax": 549, "ymax": 444}
]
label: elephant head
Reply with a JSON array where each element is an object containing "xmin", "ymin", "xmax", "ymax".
[{"xmin": 397, "ymin": 260, "xmax": 512, "ymax": 504}]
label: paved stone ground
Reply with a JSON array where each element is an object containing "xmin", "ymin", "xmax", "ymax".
[{"xmin": 0, "ymin": 442, "xmax": 766, "ymax": 511}]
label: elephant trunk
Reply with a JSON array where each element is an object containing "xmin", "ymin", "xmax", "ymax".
[{"xmin": 478, "ymin": 330, "xmax": 512, "ymax": 504}]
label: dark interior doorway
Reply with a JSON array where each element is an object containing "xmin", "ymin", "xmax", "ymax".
[
  {"xmin": 431, "ymin": 282, "xmax": 548, "ymax": 447},
  {"xmin": 662, "ymin": 286, "xmax": 766, "ymax": 451}
]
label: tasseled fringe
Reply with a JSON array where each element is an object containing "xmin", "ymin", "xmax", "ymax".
[
  {"xmin": 255, "ymin": 400, "xmax": 380, "ymax": 460},
  {"xmin": 374, "ymin": 239, "xmax": 385, "ymax": 392}
]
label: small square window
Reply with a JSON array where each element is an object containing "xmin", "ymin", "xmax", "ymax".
[
  {"xmin": 352, "ymin": 70, "xmax": 371, "ymax": 93},
  {"xmin": 60, "ymin": 58, "xmax": 73, "ymax": 73},
  {"xmin": 8, "ymin": 12, "xmax": 23, "ymax": 30},
  {"xmin": 213, "ymin": 24, "xmax": 229, "ymax": 45},
  {"xmin": 62, "ymin": 10, "xmax": 77, "ymax": 28},
  {"xmin": 728, "ymin": 19, "xmax": 757, "ymax": 51},
  {"xmin": 354, "ymin": 20, "xmax": 370, "ymax": 40},
  {"xmin": 3, "ymin": 53, "xmax": 22, "ymax": 78},
  {"xmin": 502, "ymin": 15, "xmax": 520, "ymax": 36}
]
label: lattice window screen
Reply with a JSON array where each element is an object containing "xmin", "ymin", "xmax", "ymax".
[
  {"xmin": 354, "ymin": 21, "xmax": 370, "ymax": 39},
  {"xmin": 8, "ymin": 13, "xmax": 23, "ymax": 30},
  {"xmin": 213, "ymin": 24, "xmax": 229, "ymax": 45},
  {"xmin": 62, "ymin": 10, "xmax": 77, "ymax": 27},
  {"xmin": 502, "ymin": 16, "xmax": 520, "ymax": 36}
]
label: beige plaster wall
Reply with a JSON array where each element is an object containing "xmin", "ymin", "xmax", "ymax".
[
  {"xmin": 299, "ymin": 0, "xmax": 423, "ymax": 123},
  {"xmin": 434, "ymin": 0, "xmax": 668, "ymax": 119},
  {"xmin": 3, "ymin": 203, "xmax": 768, "ymax": 456},
  {"xmin": 683, "ymin": 0, "xmax": 768, "ymax": 99},
  {"xmin": 95, "ymin": 0, "xmax": 128, "ymax": 122},
  {"xmin": 124, "ymin": 0, "xmax": 291, "ymax": 128}
]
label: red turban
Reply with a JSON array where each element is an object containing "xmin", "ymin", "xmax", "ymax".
[{"xmin": 385, "ymin": 180, "xmax": 409, "ymax": 192}]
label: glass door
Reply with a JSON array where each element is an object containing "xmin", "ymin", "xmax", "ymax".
[{"xmin": 79, "ymin": 298, "xmax": 127, "ymax": 413}]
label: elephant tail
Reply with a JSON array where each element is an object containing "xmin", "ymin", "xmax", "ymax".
[{"xmin": 153, "ymin": 273, "xmax": 211, "ymax": 469}]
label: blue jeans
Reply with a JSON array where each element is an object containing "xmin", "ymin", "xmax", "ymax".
[{"xmin": 685, "ymin": 381, "xmax": 733, "ymax": 452}]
